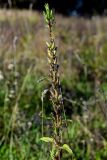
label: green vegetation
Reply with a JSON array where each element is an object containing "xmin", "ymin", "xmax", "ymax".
[{"xmin": 0, "ymin": 7, "xmax": 107, "ymax": 160}]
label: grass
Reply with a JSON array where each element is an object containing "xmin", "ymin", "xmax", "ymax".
[{"xmin": 0, "ymin": 9, "xmax": 107, "ymax": 159}]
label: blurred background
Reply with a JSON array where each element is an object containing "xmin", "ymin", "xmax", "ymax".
[
  {"xmin": 0, "ymin": 0, "xmax": 107, "ymax": 16},
  {"xmin": 0, "ymin": 0, "xmax": 107, "ymax": 160}
]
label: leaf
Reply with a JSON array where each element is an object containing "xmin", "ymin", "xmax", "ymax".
[
  {"xmin": 61, "ymin": 144, "xmax": 73, "ymax": 155},
  {"xmin": 46, "ymin": 42, "xmax": 50, "ymax": 47},
  {"xmin": 48, "ymin": 50, "xmax": 53, "ymax": 58},
  {"xmin": 40, "ymin": 137, "xmax": 54, "ymax": 143},
  {"xmin": 47, "ymin": 57, "xmax": 51, "ymax": 64}
]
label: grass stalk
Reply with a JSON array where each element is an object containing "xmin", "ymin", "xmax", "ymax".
[{"xmin": 41, "ymin": 4, "xmax": 72, "ymax": 160}]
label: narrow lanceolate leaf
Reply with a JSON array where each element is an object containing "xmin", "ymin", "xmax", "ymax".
[
  {"xmin": 47, "ymin": 57, "xmax": 51, "ymax": 64},
  {"xmin": 62, "ymin": 144, "xmax": 73, "ymax": 155},
  {"xmin": 40, "ymin": 137, "xmax": 54, "ymax": 143},
  {"xmin": 48, "ymin": 50, "xmax": 53, "ymax": 58},
  {"xmin": 46, "ymin": 42, "xmax": 50, "ymax": 47}
]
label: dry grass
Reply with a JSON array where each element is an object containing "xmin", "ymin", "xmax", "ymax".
[{"xmin": 0, "ymin": 9, "xmax": 107, "ymax": 159}]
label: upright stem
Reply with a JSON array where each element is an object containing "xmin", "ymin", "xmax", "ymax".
[
  {"xmin": 47, "ymin": 20, "xmax": 63, "ymax": 160},
  {"xmin": 43, "ymin": 4, "xmax": 64, "ymax": 159}
]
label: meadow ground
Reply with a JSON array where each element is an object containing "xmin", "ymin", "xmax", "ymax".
[{"xmin": 0, "ymin": 9, "xmax": 107, "ymax": 160}]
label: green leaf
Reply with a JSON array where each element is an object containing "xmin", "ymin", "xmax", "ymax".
[
  {"xmin": 40, "ymin": 137, "xmax": 54, "ymax": 143},
  {"xmin": 61, "ymin": 144, "xmax": 73, "ymax": 155},
  {"xmin": 43, "ymin": 3, "xmax": 55, "ymax": 25}
]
